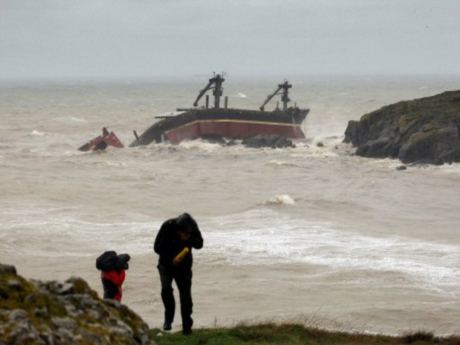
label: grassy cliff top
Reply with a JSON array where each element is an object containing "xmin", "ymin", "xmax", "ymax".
[{"xmin": 151, "ymin": 324, "xmax": 460, "ymax": 345}]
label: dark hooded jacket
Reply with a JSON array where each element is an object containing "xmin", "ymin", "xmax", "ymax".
[{"xmin": 154, "ymin": 213, "xmax": 203, "ymax": 270}]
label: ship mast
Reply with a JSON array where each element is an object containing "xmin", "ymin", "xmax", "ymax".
[
  {"xmin": 260, "ymin": 81, "xmax": 292, "ymax": 111},
  {"xmin": 193, "ymin": 73, "xmax": 225, "ymax": 109}
]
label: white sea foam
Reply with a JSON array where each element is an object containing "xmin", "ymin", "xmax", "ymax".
[
  {"xmin": 264, "ymin": 194, "xmax": 296, "ymax": 206},
  {"xmin": 31, "ymin": 130, "xmax": 45, "ymax": 136},
  {"xmin": 178, "ymin": 139, "xmax": 223, "ymax": 152}
]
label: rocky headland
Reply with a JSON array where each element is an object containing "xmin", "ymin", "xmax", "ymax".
[
  {"xmin": 344, "ymin": 90, "xmax": 460, "ymax": 164},
  {"xmin": 0, "ymin": 263, "xmax": 154, "ymax": 345}
]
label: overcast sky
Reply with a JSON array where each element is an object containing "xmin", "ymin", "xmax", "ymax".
[{"xmin": 1, "ymin": 0, "xmax": 459, "ymax": 80}]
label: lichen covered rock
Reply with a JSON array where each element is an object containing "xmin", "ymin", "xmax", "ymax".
[
  {"xmin": 0, "ymin": 263, "xmax": 155, "ymax": 345},
  {"xmin": 344, "ymin": 90, "xmax": 460, "ymax": 164}
]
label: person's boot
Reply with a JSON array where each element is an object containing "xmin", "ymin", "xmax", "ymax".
[
  {"xmin": 163, "ymin": 321, "xmax": 172, "ymax": 331},
  {"xmin": 182, "ymin": 318, "xmax": 193, "ymax": 335}
]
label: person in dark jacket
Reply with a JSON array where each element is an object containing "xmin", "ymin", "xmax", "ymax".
[
  {"xmin": 97, "ymin": 252, "xmax": 130, "ymax": 302},
  {"xmin": 154, "ymin": 213, "xmax": 203, "ymax": 335}
]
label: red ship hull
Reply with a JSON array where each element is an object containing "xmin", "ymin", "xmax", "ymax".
[
  {"xmin": 130, "ymin": 108, "xmax": 309, "ymax": 147},
  {"xmin": 164, "ymin": 119, "xmax": 305, "ymax": 144}
]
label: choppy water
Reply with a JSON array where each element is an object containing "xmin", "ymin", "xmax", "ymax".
[{"xmin": 1, "ymin": 76, "xmax": 460, "ymax": 334}]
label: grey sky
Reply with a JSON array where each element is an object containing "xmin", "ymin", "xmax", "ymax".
[{"xmin": 1, "ymin": 0, "xmax": 459, "ymax": 80}]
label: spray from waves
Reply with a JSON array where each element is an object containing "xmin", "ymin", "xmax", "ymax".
[
  {"xmin": 235, "ymin": 92, "xmax": 247, "ymax": 98},
  {"xmin": 160, "ymin": 136, "xmax": 341, "ymax": 158},
  {"xmin": 177, "ymin": 139, "xmax": 225, "ymax": 152},
  {"xmin": 264, "ymin": 194, "xmax": 296, "ymax": 206},
  {"xmin": 203, "ymin": 209, "xmax": 460, "ymax": 292}
]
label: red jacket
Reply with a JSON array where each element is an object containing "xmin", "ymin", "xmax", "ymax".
[{"xmin": 101, "ymin": 270, "xmax": 125, "ymax": 301}]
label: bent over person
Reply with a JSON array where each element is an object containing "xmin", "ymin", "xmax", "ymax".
[{"xmin": 154, "ymin": 213, "xmax": 203, "ymax": 335}]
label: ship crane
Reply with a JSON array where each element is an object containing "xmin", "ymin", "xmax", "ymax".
[
  {"xmin": 260, "ymin": 81, "xmax": 292, "ymax": 111},
  {"xmin": 193, "ymin": 73, "xmax": 225, "ymax": 109}
]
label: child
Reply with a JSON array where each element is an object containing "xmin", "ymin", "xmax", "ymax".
[{"xmin": 96, "ymin": 251, "xmax": 130, "ymax": 302}]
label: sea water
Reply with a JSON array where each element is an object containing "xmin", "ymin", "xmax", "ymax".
[{"xmin": 1, "ymin": 75, "xmax": 459, "ymax": 334}]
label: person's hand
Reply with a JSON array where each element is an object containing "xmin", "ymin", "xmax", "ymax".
[{"xmin": 172, "ymin": 256, "xmax": 181, "ymax": 266}]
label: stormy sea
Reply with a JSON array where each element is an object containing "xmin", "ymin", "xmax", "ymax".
[{"xmin": 1, "ymin": 75, "xmax": 459, "ymax": 334}]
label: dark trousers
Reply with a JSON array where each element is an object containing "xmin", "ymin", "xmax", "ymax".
[{"xmin": 158, "ymin": 265, "xmax": 193, "ymax": 330}]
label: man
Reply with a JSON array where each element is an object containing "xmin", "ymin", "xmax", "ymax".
[{"xmin": 154, "ymin": 213, "xmax": 203, "ymax": 335}]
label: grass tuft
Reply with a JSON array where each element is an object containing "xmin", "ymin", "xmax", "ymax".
[{"xmin": 402, "ymin": 331, "xmax": 435, "ymax": 343}]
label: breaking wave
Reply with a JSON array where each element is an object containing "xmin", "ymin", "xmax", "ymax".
[
  {"xmin": 204, "ymin": 209, "xmax": 460, "ymax": 293},
  {"xmin": 31, "ymin": 130, "xmax": 45, "ymax": 136},
  {"xmin": 264, "ymin": 194, "xmax": 296, "ymax": 206}
]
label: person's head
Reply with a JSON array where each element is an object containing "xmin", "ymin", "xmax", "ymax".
[{"xmin": 175, "ymin": 213, "xmax": 196, "ymax": 241}]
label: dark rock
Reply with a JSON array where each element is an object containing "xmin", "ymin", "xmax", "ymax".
[
  {"xmin": 344, "ymin": 90, "xmax": 460, "ymax": 164},
  {"xmin": 242, "ymin": 135, "xmax": 295, "ymax": 149},
  {"xmin": 7, "ymin": 279, "xmax": 23, "ymax": 291},
  {"xmin": 0, "ymin": 264, "xmax": 17, "ymax": 276},
  {"xmin": 355, "ymin": 137, "xmax": 399, "ymax": 158},
  {"xmin": 399, "ymin": 125, "xmax": 460, "ymax": 164},
  {"xmin": 396, "ymin": 165, "xmax": 407, "ymax": 171},
  {"xmin": 316, "ymin": 141, "xmax": 324, "ymax": 147}
]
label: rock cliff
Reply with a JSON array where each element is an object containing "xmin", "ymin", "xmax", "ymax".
[{"xmin": 344, "ymin": 90, "xmax": 460, "ymax": 164}]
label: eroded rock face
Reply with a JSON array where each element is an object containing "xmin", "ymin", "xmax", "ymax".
[
  {"xmin": 344, "ymin": 90, "xmax": 460, "ymax": 164},
  {"xmin": 0, "ymin": 264, "xmax": 155, "ymax": 345}
]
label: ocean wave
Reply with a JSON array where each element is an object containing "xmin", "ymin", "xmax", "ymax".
[
  {"xmin": 203, "ymin": 209, "xmax": 460, "ymax": 292},
  {"xmin": 1, "ymin": 207, "xmax": 459, "ymax": 293},
  {"xmin": 0, "ymin": 215, "xmax": 157, "ymax": 257}
]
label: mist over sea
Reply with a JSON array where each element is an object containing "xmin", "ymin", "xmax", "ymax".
[{"xmin": 1, "ymin": 75, "xmax": 459, "ymax": 334}]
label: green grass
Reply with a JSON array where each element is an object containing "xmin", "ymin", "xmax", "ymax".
[{"xmin": 150, "ymin": 323, "xmax": 460, "ymax": 345}]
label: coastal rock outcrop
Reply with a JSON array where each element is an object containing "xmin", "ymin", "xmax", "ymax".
[
  {"xmin": 344, "ymin": 90, "xmax": 460, "ymax": 164},
  {"xmin": 0, "ymin": 263, "xmax": 155, "ymax": 345}
]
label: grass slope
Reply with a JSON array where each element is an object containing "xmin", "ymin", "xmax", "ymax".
[{"xmin": 151, "ymin": 323, "xmax": 460, "ymax": 345}]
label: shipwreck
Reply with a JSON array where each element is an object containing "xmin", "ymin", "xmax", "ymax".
[{"xmin": 130, "ymin": 74, "xmax": 309, "ymax": 146}]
